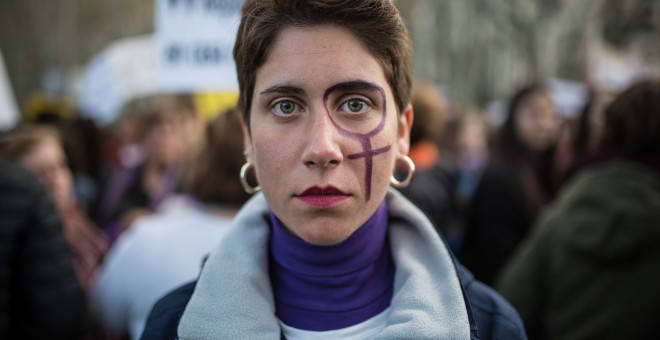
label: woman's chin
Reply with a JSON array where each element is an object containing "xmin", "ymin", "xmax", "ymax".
[{"xmin": 295, "ymin": 224, "xmax": 356, "ymax": 246}]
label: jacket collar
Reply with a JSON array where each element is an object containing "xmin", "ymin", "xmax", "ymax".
[{"xmin": 178, "ymin": 189, "xmax": 472, "ymax": 339}]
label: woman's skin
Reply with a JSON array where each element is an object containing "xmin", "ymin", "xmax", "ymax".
[
  {"xmin": 19, "ymin": 136, "xmax": 75, "ymax": 211},
  {"xmin": 242, "ymin": 25, "xmax": 413, "ymax": 246},
  {"xmin": 513, "ymin": 91, "xmax": 560, "ymax": 153}
]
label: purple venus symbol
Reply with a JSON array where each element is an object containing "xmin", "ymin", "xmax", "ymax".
[{"xmin": 323, "ymin": 81, "xmax": 391, "ymax": 201}]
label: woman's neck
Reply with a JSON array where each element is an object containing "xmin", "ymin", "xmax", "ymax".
[
  {"xmin": 268, "ymin": 201, "xmax": 394, "ymax": 331},
  {"xmin": 141, "ymin": 161, "xmax": 182, "ymax": 201}
]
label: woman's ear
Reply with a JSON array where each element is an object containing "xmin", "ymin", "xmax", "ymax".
[
  {"xmin": 396, "ymin": 104, "xmax": 413, "ymax": 156},
  {"xmin": 240, "ymin": 115, "xmax": 253, "ymax": 160}
]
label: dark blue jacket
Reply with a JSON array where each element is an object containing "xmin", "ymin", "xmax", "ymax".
[{"xmin": 141, "ymin": 262, "xmax": 526, "ymax": 339}]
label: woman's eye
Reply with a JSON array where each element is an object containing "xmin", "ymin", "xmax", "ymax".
[
  {"xmin": 340, "ymin": 99, "xmax": 368, "ymax": 114},
  {"xmin": 273, "ymin": 100, "xmax": 298, "ymax": 115}
]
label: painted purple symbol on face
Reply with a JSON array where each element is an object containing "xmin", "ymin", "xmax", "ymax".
[{"xmin": 323, "ymin": 81, "xmax": 391, "ymax": 201}]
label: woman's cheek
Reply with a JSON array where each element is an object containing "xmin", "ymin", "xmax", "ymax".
[{"xmin": 254, "ymin": 137, "xmax": 290, "ymax": 182}]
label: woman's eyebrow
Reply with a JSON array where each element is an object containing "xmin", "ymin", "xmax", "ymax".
[
  {"xmin": 259, "ymin": 85, "xmax": 305, "ymax": 95},
  {"xmin": 324, "ymin": 80, "xmax": 384, "ymax": 100}
]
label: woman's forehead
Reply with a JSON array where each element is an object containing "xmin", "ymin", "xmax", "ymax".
[
  {"xmin": 269, "ymin": 25, "xmax": 367, "ymax": 57},
  {"xmin": 255, "ymin": 25, "xmax": 391, "ymax": 94}
]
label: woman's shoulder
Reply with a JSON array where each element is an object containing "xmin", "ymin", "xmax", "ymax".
[
  {"xmin": 455, "ymin": 262, "xmax": 528, "ymax": 340},
  {"xmin": 140, "ymin": 281, "xmax": 197, "ymax": 340},
  {"xmin": 140, "ymin": 265, "xmax": 528, "ymax": 340}
]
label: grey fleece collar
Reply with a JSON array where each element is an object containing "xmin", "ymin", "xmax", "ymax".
[{"xmin": 178, "ymin": 189, "xmax": 470, "ymax": 339}]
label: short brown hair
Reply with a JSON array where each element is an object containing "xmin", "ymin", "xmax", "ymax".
[
  {"xmin": 410, "ymin": 82, "xmax": 446, "ymax": 146},
  {"xmin": 0, "ymin": 125, "xmax": 62, "ymax": 162},
  {"xmin": 601, "ymin": 79, "xmax": 660, "ymax": 154},
  {"xmin": 126, "ymin": 94, "xmax": 196, "ymax": 141},
  {"xmin": 234, "ymin": 0, "xmax": 412, "ymax": 125},
  {"xmin": 183, "ymin": 109, "xmax": 251, "ymax": 207}
]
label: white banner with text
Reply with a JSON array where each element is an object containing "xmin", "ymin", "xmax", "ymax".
[{"xmin": 155, "ymin": 0, "xmax": 242, "ymax": 92}]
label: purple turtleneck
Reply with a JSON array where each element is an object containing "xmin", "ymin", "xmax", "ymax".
[{"xmin": 269, "ymin": 201, "xmax": 394, "ymax": 331}]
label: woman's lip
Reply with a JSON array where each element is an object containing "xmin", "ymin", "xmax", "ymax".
[
  {"xmin": 295, "ymin": 186, "xmax": 350, "ymax": 208},
  {"xmin": 296, "ymin": 195, "xmax": 350, "ymax": 208},
  {"xmin": 297, "ymin": 186, "xmax": 347, "ymax": 196}
]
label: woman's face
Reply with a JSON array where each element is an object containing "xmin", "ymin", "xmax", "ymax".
[
  {"xmin": 143, "ymin": 110, "xmax": 196, "ymax": 166},
  {"xmin": 514, "ymin": 91, "xmax": 560, "ymax": 152},
  {"xmin": 244, "ymin": 25, "xmax": 412, "ymax": 246},
  {"xmin": 19, "ymin": 137, "xmax": 74, "ymax": 209}
]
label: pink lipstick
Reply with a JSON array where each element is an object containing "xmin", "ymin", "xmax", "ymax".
[{"xmin": 295, "ymin": 186, "xmax": 350, "ymax": 208}]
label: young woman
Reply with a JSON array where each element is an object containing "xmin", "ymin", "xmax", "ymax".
[
  {"xmin": 1, "ymin": 126, "xmax": 108, "ymax": 293},
  {"xmin": 92, "ymin": 109, "xmax": 250, "ymax": 339},
  {"xmin": 497, "ymin": 80, "xmax": 660, "ymax": 340},
  {"xmin": 460, "ymin": 84, "xmax": 561, "ymax": 285},
  {"xmin": 95, "ymin": 94, "xmax": 201, "ymax": 240},
  {"xmin": 142, "ymin": 1, "xmax": 525, "ymax": 339}
]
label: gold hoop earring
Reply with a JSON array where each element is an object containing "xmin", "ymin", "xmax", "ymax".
[
  {"xmin": 240, "ymin": 160, "xmax": 261, "ymax": 194},
  {"xmin": 390, "ymin": 155, "xmax": 415, "ymax": 188}
]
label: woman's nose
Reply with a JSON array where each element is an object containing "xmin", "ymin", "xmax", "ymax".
[{"xmin": 302, "ymin": 112, "xmax": 343, "ymax": 169}]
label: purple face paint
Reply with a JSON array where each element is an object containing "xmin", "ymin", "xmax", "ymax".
[{"xmin": 323, "ymin": 81, "xmax": 391, "ymax": 201}]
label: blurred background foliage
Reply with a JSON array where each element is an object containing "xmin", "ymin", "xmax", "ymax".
[
  {"xmin": 0, "ymin": 0, "xmax": 658, "ymax": 114},
  {"xmin": 399, "ymin": 0, "xmax": 659, "ymax": 106}
]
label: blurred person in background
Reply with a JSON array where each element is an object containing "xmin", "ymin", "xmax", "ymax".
[
  {"xmin": 497, "ymin": 79, "xmax": 660, "ymax": 340},
  {"xmin": 397, "ymin": 81, "xmax": 460, "ymax": 249},
  {"xmin": 556, "ymin": 88, "xmax": 616, "ymax": 184},
  {"xmin": 95, "ymin": 94, "xmax": 202, "ymax": 242},
  {"xmin": 91, "ymin": 109, "xmax": 250, "ymax": 339},
  {"xmin": 460, "ymin": 83, "xmax": 562, "ymax": 285},
  {"xmin": 452, "ymin": 108, "xmax": 491, "ymax": 207},
  {"xmin": 58, "ymin": 116, "xmax": 106, "ymax": 213},
  {"xmin": 1, "ymin": 125, "xmax": 108, "ymax": 293},
  {"xmin": 445, "ymin": 107, "xmax": 492, "ymax": 253},
  {"xmin": 0, "ymin": 154, "xmax": 86, "ymax": 339},
  {"xmin": 21, "ymin": 94, "xmax": 106, "ymax": 213}
]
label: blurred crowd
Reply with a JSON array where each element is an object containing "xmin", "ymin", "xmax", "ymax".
[{"xmin": 1, "ymin": 59, "xmax": 659, "ymax": 338}]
